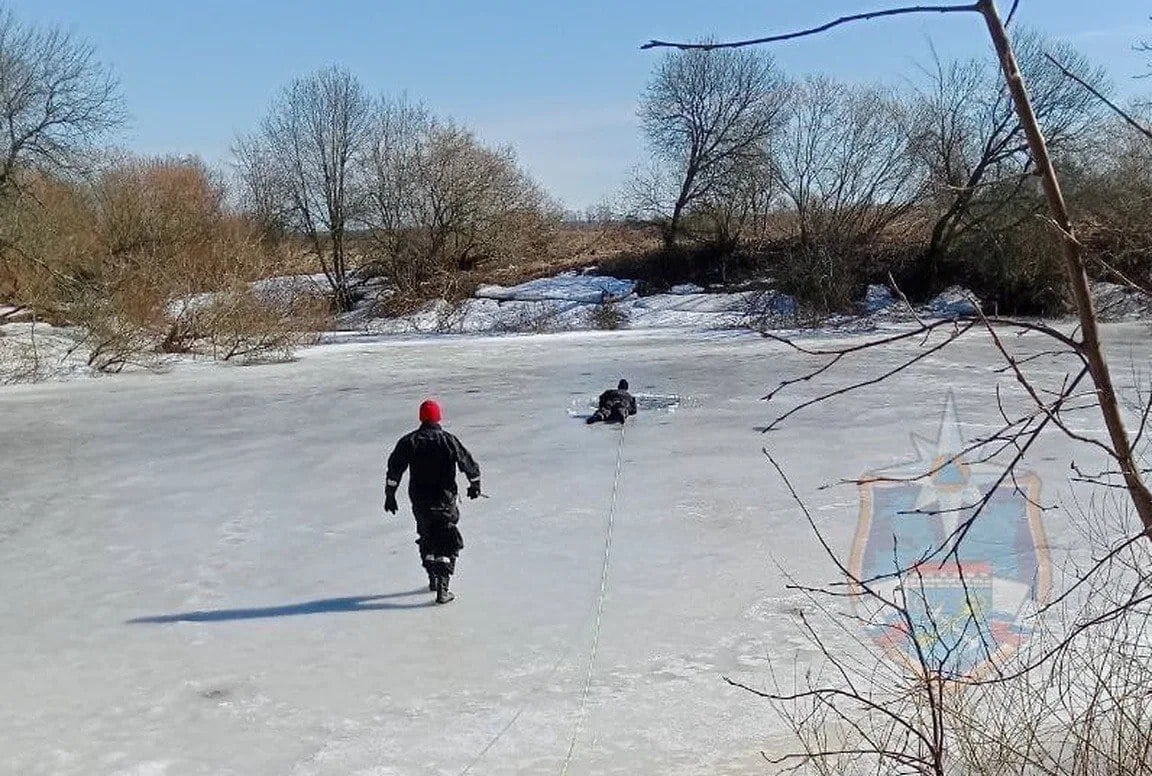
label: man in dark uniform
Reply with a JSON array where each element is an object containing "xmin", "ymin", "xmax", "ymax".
[
  {"xmin": 586, "ymin": 379, "xmax": 638, "ymax": 425},
  {"xmin": 384, "ymin": 399, "xmax": 482, "ymax": 604}
]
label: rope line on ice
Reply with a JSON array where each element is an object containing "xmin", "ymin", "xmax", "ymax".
[
  {"xmin": 458, "ymin": 421, "xmax": 629, "ymax": 775},
  {"xmin": 560, "ymin": 421, "xmax": 628, "ymax": 775},
  {"xmin": 458, "ymin": 639, "xmax": 577, "ymax": 775}
]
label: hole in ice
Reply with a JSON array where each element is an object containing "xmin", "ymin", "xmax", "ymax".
[
  {"xmin": 566, "ymin": 393, "xmax": 684, "ymax": 417},
  {"xmin": 635, "ymin": 393, "xmax": 681, "ymax": 411}
]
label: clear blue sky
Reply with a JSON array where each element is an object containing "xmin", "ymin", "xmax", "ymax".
[{"xmin": 11, "ymin": 1, "xmax": 1151, "ymax": 210}]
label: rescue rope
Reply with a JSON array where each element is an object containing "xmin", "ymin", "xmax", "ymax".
[
  {"xmin": 458, "ymin": 421, "xmax": 629, "ymax": 776},
  {"xmin": 459, "ymin": 637, "xmax": 577, "ymax": 775},
  {"xmin": 456, "ymin": 419, "xmax": 631, "ymax": 773},
  {"xmin": 560, "ymin": 421, "xmax": 627, "ymax": 775}
]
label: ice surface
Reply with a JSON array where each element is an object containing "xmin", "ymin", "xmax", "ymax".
[{"xmin": 1, "ymin": 324, "xmax": 1143, "ymax": 774}]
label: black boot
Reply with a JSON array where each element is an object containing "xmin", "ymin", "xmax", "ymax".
[
  {"xmin": 432, "ymin": 556, "xmax": 455, "ymax": 604},
  {"xmin": 435, "ymin": 575, "xmax": 454, "ymax": 604}
]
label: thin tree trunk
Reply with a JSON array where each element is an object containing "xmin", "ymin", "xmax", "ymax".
[{"xmin": 978, "ymin": 0, "xmax": 1152, "ymax": 537}]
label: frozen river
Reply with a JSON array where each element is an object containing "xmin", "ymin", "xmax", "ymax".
[{"xmin": 2, "ymin": 325, "xmax": 1145, "ymax": 775}]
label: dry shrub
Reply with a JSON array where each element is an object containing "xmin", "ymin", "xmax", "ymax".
[
  {"xmin": 774, "ymin": 244, "xmax": 864, "ymax": 313},
  {"xmin": 72, "ymin": 306, "xmax": 161, "ymax": 373},
  {"xmin": 180, "ymin": 287, "xmax": 326, "ymax": 363},
  {"xmin": 2, "ymin": 156, "xmax": 329, "ymax": 371},
  {"xmin": 588, "ymin": 300, "xmax": 628, "ymax": 330}
]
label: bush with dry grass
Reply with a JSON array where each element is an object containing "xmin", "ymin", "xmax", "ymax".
[
  {"xmin": 0, "ymin": 155, "xmax": 329, "ymax": 374},
  {"xmin": 588, "ymin": 300, "xmax": 628, "ymax": 330}
]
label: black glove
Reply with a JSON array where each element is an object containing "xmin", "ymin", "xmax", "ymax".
[
  {"xmin": 467, "ymin": 480, "xmax": 482, "ymax": 500},
  {"xmin": 384, "ymin": 488, "xmax": 398, "ymax": 514}
]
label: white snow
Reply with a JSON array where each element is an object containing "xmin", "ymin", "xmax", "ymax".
[
  {"xmin": 249, "ymin": 273, "xmax": 331, "ymax": 308},
  {"xmin": 861, "ymin": 284, "xmax": 899, "ymax": 314},
  {"xmin": 358, "ymin": 273, "xmax": 988, "ymax": 337},
  {"xmin": 925, "ymin": 286, "xmax": 981, "ymax": 318},
  {"xmin": 0, "ymin": 322, "xmax": 93, "ymax": 383},
  {"xmin": 1091, "ymin": 280, "xmax": 1152, "ymax": 321},
  {"xmin": 167, "ymin": 273, "xmax": 331, "ymax": 319},
  {"xmin": 476, "ymin": 273, "xmax": 637, "ymax": 304},
  {"xmin": 1, "ymin": 323, "xmax": 1138, "ymax": 774},
  {"xmin": 369, "ymin": 274, "xmax": 799, "ymax": 336}
]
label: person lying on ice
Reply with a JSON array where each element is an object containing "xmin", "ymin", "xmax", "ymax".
[
  {"xmin": 586, "ymin": 379, "xmax": 638, "ymax": 425},
  {"xmin": 384, "ymin": 399, "xmax": 482, "ymax": 604}
]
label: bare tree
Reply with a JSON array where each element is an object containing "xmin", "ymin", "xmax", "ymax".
[
  {"xmin": 0, "ymin": 9, "xmax": 122, "ymax": 196},
  {"xmin": 1063, "ymin": 112, "xmax": 1152, "ymax": 291},
  {"xmin": 643, "ymin": 0, "xmax": 1152, "ymax": 544},
  {"xmin": 774, "ymin": 75, "xmax": 925, "ymax": 248},
  {"xmin": 915, "ymin": 30, "xmax": 1106, "ymax": 285},
  {"xmin": 691, "ymin": 151, "xmax": 776, "ymax": 255},
  {"xmin": 361, "ymin": 98, "xmax": 557, "ymax": 292},
  {"xmin": 636, "ymin": 44, "xmax": 786, "ymax": 248},
  {"xmin": 0, "ymin": 8, "xmax": 122, "ymax": 310},
  {"xmin": 234, "ymin": 65, "xmax": 373, "ymax": 311}
]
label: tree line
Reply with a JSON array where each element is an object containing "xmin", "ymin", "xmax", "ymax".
[
  {"xmin": 0, "ymin": 9, "xmax": 560, "ymax": 370},
  {"xmin": 0, "ymin": 6, "xmax": 1150, "ymax": 372},
  {"xmin": 630, "ymin": 29, "xmax": 1150, "ymax": 314}
]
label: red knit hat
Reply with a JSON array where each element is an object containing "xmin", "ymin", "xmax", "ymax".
[{"xmin": 419, "ymin": 399, "xmax": 442, "ymax": 424}]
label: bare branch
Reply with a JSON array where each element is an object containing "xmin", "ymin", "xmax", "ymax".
[
  {"xmin": 1005, "ymin": 0, "xmax": 1022, "ymax": 27},
  {"xmin": 1044, "ymin": 52, "xmax": 1152, "ymax": 142},
  {"xmin": 641, "ymin": 4, "xmax": 979, "ymax": 51}
]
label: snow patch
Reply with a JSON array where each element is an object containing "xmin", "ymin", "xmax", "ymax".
[
  {"xmin": 363, "ymin": 274, "xmax": 800, "ymax": 336},
  {"xmin": 476, "ymin": 273, "xmax": 636, "ymax": 304},
  {"xmin": 167, "ymin": 273, "xmax": 330, "ymax": 319},
  {"xmin": 249, "ymin": 273, "xmax": 330, "ymax": 309},
  {"xmin": 861, "ymin": 284, "xmax": 899, "ymax": 314},
  {"xmin": 0, "ymin": 322, "xmax": 93, "ymax": 383},
  {"xmin": 924, "ymin": 286, "xmax": 981, "ymax": 318},
  {"xmin": 1092, "ymin": 281, "xmax": 1152, "ymax": 322},
  {"xmin": 667, "ymin": 283, "xmax": 705, "ymax": 295}
]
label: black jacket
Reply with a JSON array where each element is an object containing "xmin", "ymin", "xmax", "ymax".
[
  {"xmin": 386, "ymin": 423, "xmax": 481, "ymax": 510},
  {"xmin": 597, "ymin": 388, "xmax": 637, "ymax": 416}
]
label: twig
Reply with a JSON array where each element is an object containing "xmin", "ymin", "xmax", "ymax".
[
  {"xmin": 1044, "ymin": 52, "xmax": 1152, "ymax": 142},
  {"xmin": 1005, "ymin": 0, "xmax": 1022, "ymax": 27}
]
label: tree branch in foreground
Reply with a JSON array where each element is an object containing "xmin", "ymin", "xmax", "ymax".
[
  {"xmin": 1043, "ymin": 52, "xmax": 1152, "ymax": 142},
  {"xmin": 641, "ymin": 4, "xmax": 979, "ymax": 51}
]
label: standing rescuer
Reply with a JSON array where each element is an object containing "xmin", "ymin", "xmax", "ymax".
[{"xmin": 384, "ymin": 399, "xmax": 482, "ymax": 604}]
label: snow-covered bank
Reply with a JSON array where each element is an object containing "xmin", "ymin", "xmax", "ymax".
[
  {"xmin": 0, "ymin": 322, "xmax": 95, "ymax": 383},
  {"xmin": 357, "ymin": 273, "xmax": 825, "ymax": 335},
  {"xmin": 4, "ymin": 270, "xmax": 1150, "ymax": 386}
]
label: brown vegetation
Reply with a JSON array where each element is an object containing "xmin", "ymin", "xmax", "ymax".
[{"xmin": 2, "ymin": 157, "xmax": 328, "ymax": 370}]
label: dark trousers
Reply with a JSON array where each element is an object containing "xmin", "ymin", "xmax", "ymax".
[
  {"xmin": 588, "ymin": 404, "xmax": 628, "ymax": 424},
  {"xmin": 414, "ymin": 504, "xmax": 463, "ymax": 576}
]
